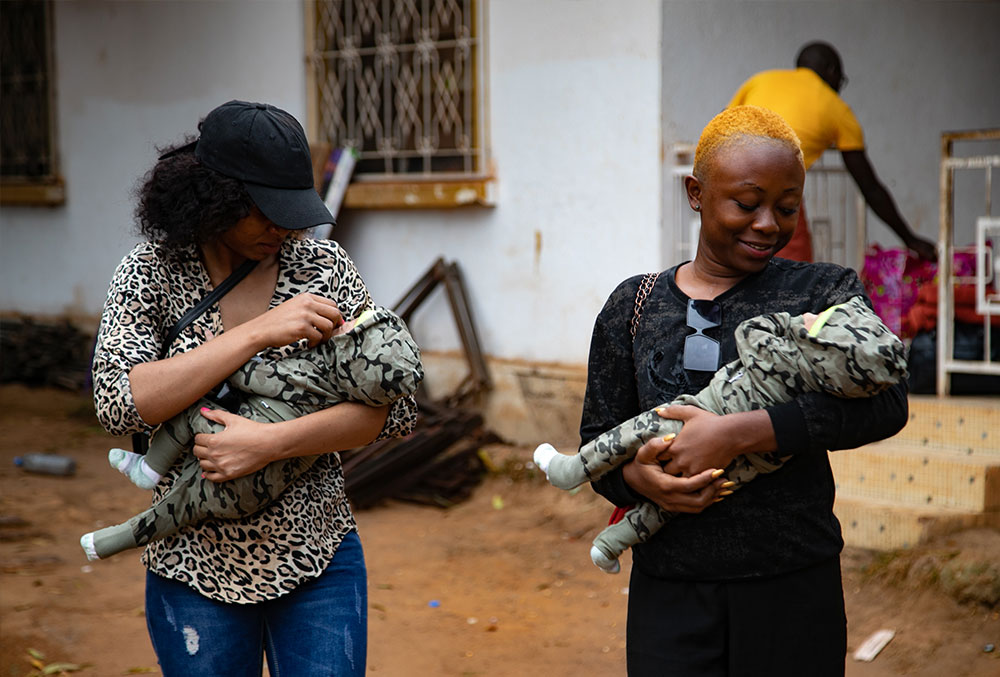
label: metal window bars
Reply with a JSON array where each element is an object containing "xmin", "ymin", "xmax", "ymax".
[
  {"xmin": 936, "ymin": 129, "xmax": 1000, "ymax": 395},
  {"xmin": 0, "ymin": 0, "xmax": 57, "ymax": 180},
  {"xmin": 306, "ymin": 0, "xmax": 488, "ymax": 180}
]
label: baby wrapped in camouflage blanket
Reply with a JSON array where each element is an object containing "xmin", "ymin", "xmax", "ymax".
[
  {"xmin": 534, "ymin": 295, "xmax": 907, "ymax": 573},
  {"xmin": 81, "ymin": 306, "xmax": 422, "ymax": 560}
]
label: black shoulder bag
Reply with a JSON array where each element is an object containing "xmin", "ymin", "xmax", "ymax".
[{"xmin": 131, "ymin": 258, "xmax": 258, "ymax": 454}]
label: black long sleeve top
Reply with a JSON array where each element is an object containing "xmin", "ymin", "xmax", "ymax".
[{"xmin": 583, "ymin": 257, "xmax": 908, "ymax": 581}]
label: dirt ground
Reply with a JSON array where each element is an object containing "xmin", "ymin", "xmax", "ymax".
[{"xmin": 1, "ymin": 384, "xmax": 998, "ymax": 677}]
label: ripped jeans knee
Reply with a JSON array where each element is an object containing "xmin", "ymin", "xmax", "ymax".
[{"xmin": 145, "ymin": 530, "xmax": 367, "ymax": 677}]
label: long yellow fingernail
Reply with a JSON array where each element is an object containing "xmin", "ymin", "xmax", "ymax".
[
  {"xmin": 721, "ymin": 481, "xmax": 736, "ymax": 488},
  {"xmin": 713, "ymin": 497, "xmax": 725, "ymax": 503},
  {"xmin": 711, "ymin": 469, "xmax": 725, "ymax": 479},
  {"xmin": 720, "ymin": 490, "xmax": 734, "ymax": 496},
  {"xmin": 662, "ymin": 433, "xmax": 676, "ymax": 442}
]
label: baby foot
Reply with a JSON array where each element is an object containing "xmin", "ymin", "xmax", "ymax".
[
  {"xmin": 108, "ymin": 448, "xmax": 161, "ymax": 490},
  {"xmin": 533, "ymin": 443, "xmax": 587, "ymax": 490},
  {"xmin": 533, "ymin": 443, "xmax": 559, "ymax": 474},
  {"xmin": 80, "ymin": 532, "xmax": 100, "ymax": 561},
  {"xmin": 590, "ymin": 545, "xmax": 621, "ymax": 574}
]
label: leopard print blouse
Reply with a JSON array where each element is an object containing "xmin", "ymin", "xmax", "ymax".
[{"xmin": 92, "ymin": 237, "xmax": 417, "ymax": 603}]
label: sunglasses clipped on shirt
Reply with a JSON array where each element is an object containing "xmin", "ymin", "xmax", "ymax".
[{"xmin": 683, "ymin": 299, "xmax": 722, "ymax": 372}]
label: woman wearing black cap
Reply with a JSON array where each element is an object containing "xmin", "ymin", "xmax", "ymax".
[{"xmin": 91, "ymin": 100, "xmax": 414, "ymax": 676}]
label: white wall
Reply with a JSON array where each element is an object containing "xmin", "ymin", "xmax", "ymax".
[
  {"xmin": 335, "ymin": 0, "xmax": 663, "ymax": 366},
  {"xmin": 660, "ymin": 0, "xmax": 1000, "ymax": 253},
  {"xmin": 11, "ymin": 0, "xmax": 993, "ymax": 371},
  {"xmin": 1, "ymin": 0, "xmax": 663, "ymax": 371},
  {"xmin": 0, "ymin": 0, "xmax": 307, "ymax": 320}
]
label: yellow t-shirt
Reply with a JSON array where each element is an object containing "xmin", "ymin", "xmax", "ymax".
[{"xmin": 728, "ymin": 67, "xmax": 865, "ymax": 169}]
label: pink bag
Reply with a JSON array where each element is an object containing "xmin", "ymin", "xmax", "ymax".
[{"xmin": 861, "ymin": 245, "xmax": 937, "ymax": 337}]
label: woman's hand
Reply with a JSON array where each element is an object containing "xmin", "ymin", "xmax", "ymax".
[
  {"xmin": 129, "ymin": 294, "xmax": 344, "ymax": 426},
  {"xmin": 192, "ymin": 401, "xmax": 390, "ymax": 482},
  {"xmin": 622, "ymin": 435, "xmax": 726, "ymax": 514},
  {"xmin": 244, "ymin": 293, "xmax": 345, "ymax": 350},
  {"xmin": 655, "ymin": 405, "xmax": 740, "ymax": 477},
  {"xmin": 655, "ymin": 405, "xmax": 778, "ymax": 477},
  {"xmin": 192, "ymin": 408, "xmax": 277, "ymax": 482}
]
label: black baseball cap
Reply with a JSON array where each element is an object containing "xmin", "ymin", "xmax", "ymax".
[{"xmin": 195, "ymin": 100, "xmax": 333, "ymax": 230}]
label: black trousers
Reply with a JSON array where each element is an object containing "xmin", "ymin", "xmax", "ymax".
[{"xmin": 626, "ymin": 557, "xmax": 847, "ymax": 677}]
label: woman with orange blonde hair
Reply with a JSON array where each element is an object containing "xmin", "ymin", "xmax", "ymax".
[{"xmin": 581, "ymin": 106, "xmax": 908, "ymax": 675}]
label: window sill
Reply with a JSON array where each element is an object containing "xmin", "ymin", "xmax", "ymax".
[
  {"xmin": 1, "ymin": 178, "xmax": 66, "ymax": 207},
  {"xmin": 343, "ymin": 177, "xmax": 496, "ymax": 209}
]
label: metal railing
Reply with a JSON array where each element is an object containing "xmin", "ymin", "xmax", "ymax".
[{"xmin": 936, "ymin": 129, "xmax": 1000, "ymax": 395}]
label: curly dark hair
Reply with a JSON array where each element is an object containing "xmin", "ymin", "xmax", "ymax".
[{"xmin": 133, "ymin": 136, "xmax": 253, "ymax": 250}]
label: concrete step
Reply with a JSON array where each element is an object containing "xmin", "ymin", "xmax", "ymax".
[
  {"xmin": 830, "ymin": 440, "xmax": 1000, "ymax": 511},
  {"xmin": 896, "ymin": 395, "xmax": 1000, "ymax": 453},
  {"xmin": 829, "ymin": 395, "xmax": 999, "ymax": 550},
  {"xmin": 834, "ymin": 495, "xmax": 1000, "ymax": 551}
]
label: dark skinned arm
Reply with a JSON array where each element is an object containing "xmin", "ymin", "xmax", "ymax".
[{"xmin": 841, "ymin": 149, "xmax": 937, "ymax": 261}]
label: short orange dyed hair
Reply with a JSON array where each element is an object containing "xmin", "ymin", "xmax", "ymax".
[{"xmin": 692, "ymin": 105, "xmax": 804, "ymax": 181}]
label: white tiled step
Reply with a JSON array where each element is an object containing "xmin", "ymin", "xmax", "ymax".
[
  {"xmin": 895, "ymin": 395, "xmax": 1000, "ymax": 454},
  {"xmin": 833, "ymin": 495, "xmax": 1000, "ymax": 551},
  {"xmin": 830, "ymin": 440, "xmax": 1000, "ymax": 511}
]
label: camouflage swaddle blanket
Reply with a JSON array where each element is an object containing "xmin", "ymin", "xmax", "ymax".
[
  {"xmin": 88, "ymin": 306, "xmax": 423, "ymax": 559},
  {"xmin": 538, "ymin": 295, "xmax": 907, "ymax": 572}
]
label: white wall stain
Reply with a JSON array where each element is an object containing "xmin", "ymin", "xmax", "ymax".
[{"xmin": 182, "ymin": 626, "xmax": 200, "ymax": 655}]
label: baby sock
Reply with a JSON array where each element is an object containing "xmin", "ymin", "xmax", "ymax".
[
  {"xmin": 590, "ymin": 545, "xmax": 622, "ymax": 574},
  {"xmin": 80, "ymin": 523, "xmax": 138, "ymax": 561},
  {"xmin": 108, "ymin": 448, "xmax": 161, "ymax": 490},
  {"xmin": 533, "ymin": 443, "xmax": 589, "ymax": 490},
  {"xmin": 590, "ymin": 510, "xmax": 651, "ymax": 574},
  {"xmin": 79, "ymin": 532, "xmax": 99, "ymax": 561}
]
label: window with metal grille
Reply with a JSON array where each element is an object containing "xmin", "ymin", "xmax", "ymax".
[
  {"xmin": 0, "ymin": 0, "xmax": 64, "ymax": 206},
  {"xmin": 306, "ymin": 0, "xmax": 492, "ymax": 208}
]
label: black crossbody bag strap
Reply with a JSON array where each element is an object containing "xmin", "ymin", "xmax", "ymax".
[
  {"xmin": 131, "ymin": 258, "xmax": 258, "ymax": 454},
  {"xmin": 160, "ymin": 258, "xmax": 259, "ymax": 356}
]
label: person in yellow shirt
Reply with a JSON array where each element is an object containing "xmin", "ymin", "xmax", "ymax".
[{"xmin": 729, "ymin": 41, "xmax": 937, "ymax": 262}]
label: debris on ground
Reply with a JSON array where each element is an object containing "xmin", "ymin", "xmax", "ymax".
[
  {"xmin": 862, "ymin": 528, "xmax": 1000, "ymax": 607},
  {"xmin": 0, "ymin": 317, "xmax": 92, "ymax": 391},
  {"xmin": 852, "ymin": 629, "xmax": 895, "ymax": 662},
  {"xmin": 342, "ymin": 257, "xmax": 500, "ymax": 510},
  {"xmin": 343, "ymin": 398, "xmax": 501, "ymax": 509}
]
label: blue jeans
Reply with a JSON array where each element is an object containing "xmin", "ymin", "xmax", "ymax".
[{"xmin": 145, "ymin": 530, "xmax": 367, "ymax": 677}]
